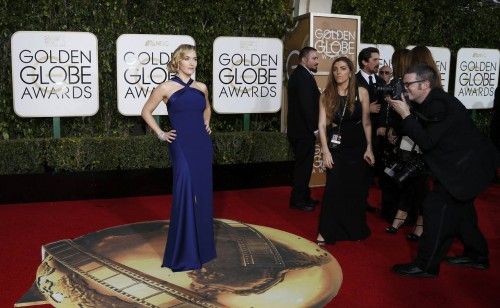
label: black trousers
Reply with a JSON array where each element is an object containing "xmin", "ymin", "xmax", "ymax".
[
  {"xmin": 374, "ymin": 135, "xmax": 400, "ymax": 218},
  {"xmin": 415, "ymin": 182, "xmax": 489, "ymax": 273},
  {"xmin": 397, "ymin": 173, "xmax": 428, "ymax": 215},
  {"xmin": 288, "ymin": 135, "xmax": 316, "ymax": 204},
  {"xmin": 378, "ymin": 173, "xmax": 400, "ymax": 220}
]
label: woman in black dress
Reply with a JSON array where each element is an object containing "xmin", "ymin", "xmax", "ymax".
[{"xmin": 317, "ymin": 57, "xmax": 375, "ymax": 245}]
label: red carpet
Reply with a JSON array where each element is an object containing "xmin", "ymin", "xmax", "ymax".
[{"xmin": 1, "ymin": 184, "xmax": 499, "ymax": 307}]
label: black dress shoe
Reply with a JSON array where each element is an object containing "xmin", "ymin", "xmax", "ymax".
[
  {"xmin": 407, "ymin": 233, "xmax": 421, "ymax": 241},
  {"xmin": 289, "ymin": 202, "xmax": 314, "ymax": 212},
  {"xmin": 392, "ymin": 263, "xmax": 437, "ymax": 278},
  {"xmin": 307, "ymin": 198, "xmax": 320, "ymax": 206},
  {"xmin": 445, "ymin": 256, "xmax": 489, "ymax": 270}
]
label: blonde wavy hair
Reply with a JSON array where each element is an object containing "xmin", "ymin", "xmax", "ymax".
[
  {"xmin": 322, "ymin": 56, "xmax": 357, "ymax": 124},
  {"xmin": 167, "ymin": 44, "xmax": 196, "ymax": 73}
]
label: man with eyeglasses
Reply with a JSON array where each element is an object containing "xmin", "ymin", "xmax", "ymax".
[
  {"xmin": 378, "ymin": 65, "xmax": 392, "ymax": 85},
  {"xmin": 388, "ymin": 63, "xmax": 498, "ymax": 278}
]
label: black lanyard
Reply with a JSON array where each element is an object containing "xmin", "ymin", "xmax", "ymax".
[{"xmin": 335, "ymin": 97, "xmax": 348, "ymax": 134}]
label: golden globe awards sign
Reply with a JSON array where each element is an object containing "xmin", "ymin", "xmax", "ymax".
[
  {"xmin": 454, "ymin": 48, "xmax": 499, "ymax": 109},
  {"xmin": 116, "ymin": 34, "xmax": 195, "ymax": 116},
  {"xmin": 212, "ymin": 37, "xmax": 283, "ymax": 113},
  {"xmin": 312, "ymin": 13, "xmax": 360, "ymax": 75},
  {"xmin": 11, "ymin": 31, "xmax": 99, "ymax": 117}
]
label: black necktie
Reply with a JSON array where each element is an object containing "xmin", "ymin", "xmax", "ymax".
[
  {"xmin": 369, "ymin": 75, "xmax": 375, "ymax": 88},
  {"xmin": 369, "ymin": 75, "xmax": 376, "ymax": 98}
]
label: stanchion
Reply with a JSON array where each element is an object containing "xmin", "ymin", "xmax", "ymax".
[
  {"xmin": 53, "ymin": 117, "xmax": 61, "ymax": 139},
  {"xmin": 154, "ymin": 115, "xmax": 160, "ymax": 126},
  {"xmin": 243, "ymin": 114, "xmax": 250, "ymax": 131}
]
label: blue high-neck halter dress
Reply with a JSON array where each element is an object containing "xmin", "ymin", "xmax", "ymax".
[{"xmin": 162, "ymin": 76, "xmax": 216, "ymax": 272}]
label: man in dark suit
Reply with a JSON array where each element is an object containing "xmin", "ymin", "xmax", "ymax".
[
  {"xmin": 389, "ymin": 64, "xmax": 498, "ymax": 277},
  {"xmin": 356, "ymin": 47, "xmax": 392, "ymax": 214},
  {"xmin": 356, "ymin": 47, "xmax": 384, "ymax": 117},
  {"xmin": 287, "ymin": 47, "xmax": 320, "ymax": 211},
  {"xmin": 490, "ymin": 87, "xmax": 500, "ymax": 182}
]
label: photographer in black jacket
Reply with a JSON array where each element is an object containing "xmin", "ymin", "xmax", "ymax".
[{"xmin": 388, "ymin": 64, "xmax": 498, "ymax": 277}]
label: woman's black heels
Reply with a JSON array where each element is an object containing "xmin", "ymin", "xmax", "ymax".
[
  {"xmin": 385, "ymin": 217, "xmax": 406, "ymax": 234},
  {"xmin": 407, "ymin": 224, "xmax": 423, "ymax": 241}
]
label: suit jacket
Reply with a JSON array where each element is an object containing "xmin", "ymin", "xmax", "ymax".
[
  {"xmin": 401, "ymin": 88, "xmax": 499, "ymax": 201},
  {"xmin": 356, "ymin": 71, "xmax": 385, "ymax": 129},
  {"xmin": 490, "ymin": 86, "xmax": 500, "ymax": 150},
  {"xmin": 287, "ymin": 65, "xmax": 320, "ymax": 139}
]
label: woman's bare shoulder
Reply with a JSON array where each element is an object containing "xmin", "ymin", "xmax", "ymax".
[
  {"xmin": 151, "ymin": 80, "xmax": 173, "ymax": 94},
  {"xmin": 159, "ymin": 80, "xmax": 178, "ymax": 91},
  {"xmin": 161, "ymin": 80, "xmax": 184, "ymax": 95}
]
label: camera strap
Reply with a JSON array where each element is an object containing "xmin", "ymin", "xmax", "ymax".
[{"xmin": 410, "ymin": 142, "xmax": 417, "ymax": 152}]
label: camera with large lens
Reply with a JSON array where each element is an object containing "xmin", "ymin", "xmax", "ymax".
[
  {"xmin": 384, "ymin": 151, "xmax": 425, "ymax": 184},
  {"xmin": 376, "ymin": 78, "xmax": 405, "ymax": 100}
]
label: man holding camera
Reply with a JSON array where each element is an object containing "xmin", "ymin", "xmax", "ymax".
[{"xmin": 388, "ymin": 64, "xmax": 498, "ymax": 277}]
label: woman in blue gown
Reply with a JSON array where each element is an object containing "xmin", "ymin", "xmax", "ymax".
[{"xmin": 141, "ymin": 44, "xmax": 216, "ymax": 272}]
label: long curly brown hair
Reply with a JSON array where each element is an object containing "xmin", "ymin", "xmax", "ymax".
[{"xmin": 322, "ymin": 57, "xmax": 356, "ymax": 124}]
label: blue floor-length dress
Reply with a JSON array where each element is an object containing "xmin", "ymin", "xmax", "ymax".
[{"xmin": 162, "ymin": 76, "xmax": 216, "ymax": 272}]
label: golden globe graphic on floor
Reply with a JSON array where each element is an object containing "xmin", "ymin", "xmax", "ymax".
[{"xmin": 17, "ymin": 219, "xmax": 342, "ymax": 307}]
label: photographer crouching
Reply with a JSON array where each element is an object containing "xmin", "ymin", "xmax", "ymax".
[{"xmin": 388, "ymin": 64, "xmax": 499, "ymax": 278}]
